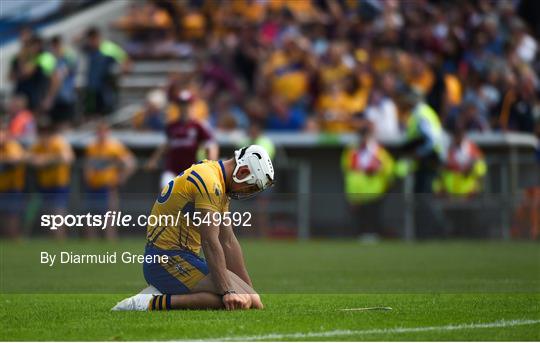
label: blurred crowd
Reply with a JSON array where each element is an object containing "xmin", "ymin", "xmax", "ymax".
[
  {"xmin": 123, "ymin": 0, "xmax": 539, "ymax": 137},
  {"xmin": 3, "ymin": 0, "xmax": 539, "ymax": 140},
  {"xmin": 6, "ymin": 24, "xmax": 131, "ymax": 134}
]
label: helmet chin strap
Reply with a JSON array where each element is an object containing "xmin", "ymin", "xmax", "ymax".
[{"xmin": 228, "ymin": 190, "xmax": 260, "ymax": 201}]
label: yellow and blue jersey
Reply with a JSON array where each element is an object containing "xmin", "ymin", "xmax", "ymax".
[
  {"xmin": 0, "ymin": 140, "xmax": 26, "ymax": 192},
  {"xmin": 30, "ymin": 135, "xmax": 72, "ymax": 190},
  {"xmin": 85, "ymin": 138, "xmax": 131, "ymax": 189},
  {"xmin": 146, "ymin": 159, "xmax": 229, "ymax": 254},
  {"xmin": 144, "ymin": 159, "xmax": 228, "ymax": 294}
]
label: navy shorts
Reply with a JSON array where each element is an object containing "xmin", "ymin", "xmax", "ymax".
[
  {"xmin": 40, "ymin": 187, "xmax": 70, "ymax": 209},
  {"xmin": 143, "ymin": 244, "xmax": 209, "ymax": 294},
  {"xmin": 0, "ymin": 191, "xmax": 26, "ymax": 214},
  {"xmin": 84, "ymin": 187, "xmax": 110, "ymax": 214}
]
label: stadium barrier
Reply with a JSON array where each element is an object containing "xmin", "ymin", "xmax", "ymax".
[{"xmin": 16, "ymin": 130, "xmax": 536, "ymax": 240}]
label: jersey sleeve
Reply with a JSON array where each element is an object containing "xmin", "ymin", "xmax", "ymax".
[{"xmin": 187, "ymin": 170, "xmax": 223, "ymax": 213}]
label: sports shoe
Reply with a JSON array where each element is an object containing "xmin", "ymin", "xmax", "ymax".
[{"xmin": 111, "ymin": 285, "xmax": 162, "ymax": 311}]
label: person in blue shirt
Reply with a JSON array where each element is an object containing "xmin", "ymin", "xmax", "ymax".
[
  {"xmin": 42, "ymin": 35, "xmax": 78, "ymax": 126},
  {"xmin": 9, "ymin": 35, "xmax": 56, "ymax": 111},
  {"xmin": 82, "ymin": 27, "xmax": 130, "ymax": 118},
  {"xmin": 266, "ymin": 96, "xmax": 306, "ymax": 131}
]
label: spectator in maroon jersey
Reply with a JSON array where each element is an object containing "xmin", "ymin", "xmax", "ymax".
[{"xmin": 145, "ymin": 90, "xmax": 219, "ymax": 188}]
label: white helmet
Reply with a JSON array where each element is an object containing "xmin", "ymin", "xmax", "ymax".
[{"xmin": 231, "ymin": 145, "xmax": 274, "ymax": 199}]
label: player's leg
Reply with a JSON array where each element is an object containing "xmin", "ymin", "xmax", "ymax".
[
  {"xmin": 43, "ymin": 188, "xmax": 70, "ymax": 240},
  {"xmin": 0, "ymin": 192, "xmax": 24, "ymax": 238},
  {"xmin": 145, "ymin": 247, "xmax": 258, "ymax": 310},
  {"xmin": 149, "ymin": 270, "xmax": 257, "ymax": 310},
  {"xmin": 0, "ymin": 212, "xmax": 20, "ymax": 238},
  {"xmin": 164, "ymin": 292, "xmax": 223, "ymax": 310},
  {"xmin": 50, "ymin": 206, "xmax": 68, "ymax": 240},
  {"xmin": 104, "ymin": 189, "xmax": 118, "ymax": 241},
  {"xmin": 112, "ymin": 275, "xmax": 249, "ymax": 311},
  {"xmin": 113, "ymin": 269, "xmax": 262, "ymax": 311},
  {"xmin": 155, "ymin": 269, "xmax": 262, "ymax": 310},
  {"xmin": 112, "ymin": 287, "xmax": 224, "ymax": 311},
  {"xmin": 190, "ymin": 270, "xmax": 263, "ymax": 309},
  {"xmin": 114, "ymin": 248, "xmax": 262, "ymax": 311}
]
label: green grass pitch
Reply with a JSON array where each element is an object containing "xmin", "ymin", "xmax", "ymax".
[{"xmin": 1, "ymin": 239, "xmax": 539, "ymax": 341}]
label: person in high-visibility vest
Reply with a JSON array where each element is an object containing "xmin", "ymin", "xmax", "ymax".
[
  {"xmin": 397, "ymin": 87, "xmax": 444, "ymax": 193},
  {"xmin": 434, "ymin": 124, "xmax": 487, "ymax": 197},
  {"xmin": 396, "ymin": 86, "xmax": 446, "ymax": 238},
  {"xmin": 241, "ymin": 120, "xmax": 276, "ymax": 159},
  {"xmin": 342, "ymin": 122, "xmax": 394, "ymax": 239}
]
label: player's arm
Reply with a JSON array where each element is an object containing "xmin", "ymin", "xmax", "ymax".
[
  {"xmin": 117, "ymin": 146, "xmax": 137, "ymax": 184},
  {"xmin": 144, "ymin": 143, "xmax": 167, "ymax": 170},
  {"xmin": 58, "ymin": 142, "xmax": 75, "ymax": 165},
  {"xmin": 42, "ymin": 65, "xmax": 64, "ymax": 111},
  {"xmin": 83, "ymin": 150, "xmax": 92, "ymax": 183},
  {"xmin": 199, "ymin": 211, "xmax": 247, "ymax": 310},
  {"xmin": 196, "ymin": 121, "xmax": 219, "ymax": 160},
  {"xmin": 205, "ymin": 140, "xmax": 219, "ymax": 161},
  {"xmin": 27, "ymin": 146, "xmax": 44, "ymax": 167},
  {"xmin": 199, "ymin": 214, "xmax": 232, "ymax": 293},
  {"xmin": 30, "ymin": 143, "xmax": 74, "ymax": 167},
  {"xmin": 219, "ymin": 224, "xmax": 253, "ymax": 287},
  {"xmin": 107, "ymin": 40, "xmax": 131, "ymax": 73}
]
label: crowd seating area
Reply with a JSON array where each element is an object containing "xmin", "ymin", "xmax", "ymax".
[{"xmin": 3, "ymin": 0, "xmax": 540, "ymax": 140}]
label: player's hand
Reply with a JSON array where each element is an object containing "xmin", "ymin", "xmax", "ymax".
[
  {"xmin": 118, "ymin": 172, "xmax": 130, "ymax": 185},
  {"xmin": 222, "ymin": 292, "xmax": 249, "ymax": 310},
  {"xmin": 32, "ymin": 155, "xmax": 50, "ymax": 167}
]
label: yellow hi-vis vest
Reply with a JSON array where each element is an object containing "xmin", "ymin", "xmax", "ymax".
[
  {"xmin": 406, "ymin": 102, "xmax": 443, "ymax": 156},
  {"xmin": 341, "ymin": 141, "xmax": 395, "ymax": 204},
  {"xmin": 433, "ymin": 139, "xmax": 487, "ymax": 196}
]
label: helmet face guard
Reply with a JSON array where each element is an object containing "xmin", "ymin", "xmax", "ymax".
[{"xmin": 229, "ymin": 146, "xmax": 275, "ymax": 201}]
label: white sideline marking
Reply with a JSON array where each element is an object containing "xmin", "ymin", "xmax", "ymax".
[
  {"xmin": 340, "ymin": 306, "xmax": 393, "ymax": 311},
  {"xmin": 201, "ymin": 318, "xmax": 540, "ymax": 341}
]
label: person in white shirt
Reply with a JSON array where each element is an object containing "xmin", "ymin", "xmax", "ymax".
[{"xmin": 364, "ymin": 76, "xmax": 400, "ymax": 139}]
